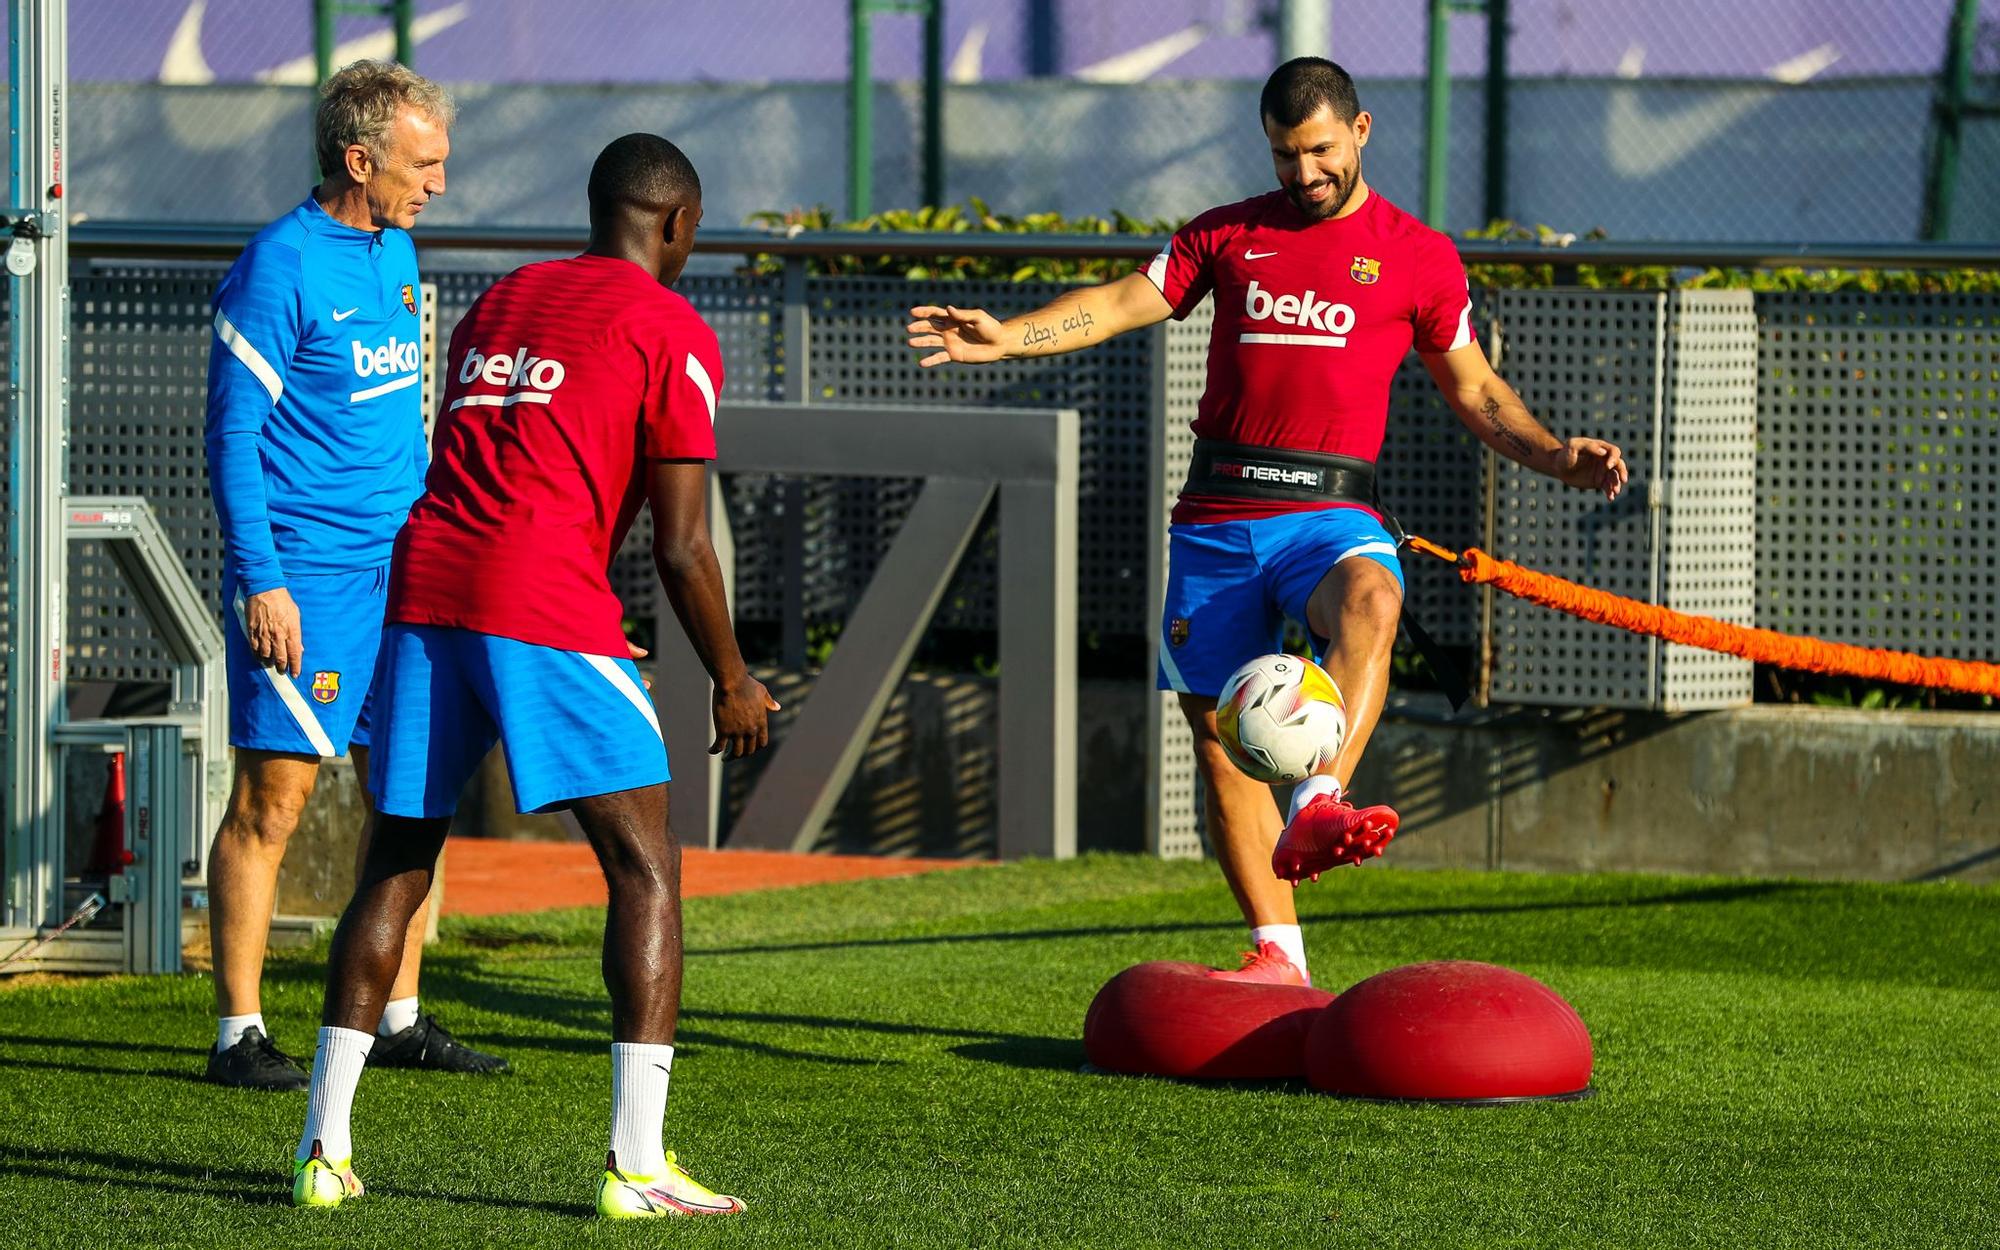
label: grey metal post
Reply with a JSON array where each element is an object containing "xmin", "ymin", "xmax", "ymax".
[
  {"xmin": 781, "ymin": 255, "xmax": 810, "ymax": 668},
  {"xmin": 122, "ymin": 721, "xmax": 187, "ymax": 974},
  {"xmin": 655, "ymin": 485, "xmax": 734, "ymax": 851},
  {"xmin": 997, "ymin": 413, "xmax": 1078, "ymax": 859},
  {"xmin": 6, "ymin": 0, "xmax": 70, "ymax": 932},
  {"xmin": 1277, "ymin": 0, "xmax": 1330, "ymax": 61}
]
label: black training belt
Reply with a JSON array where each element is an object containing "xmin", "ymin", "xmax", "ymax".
[{"xmin": 1182, "ymin": 439, "xmax": 1472, "ymax": 711}]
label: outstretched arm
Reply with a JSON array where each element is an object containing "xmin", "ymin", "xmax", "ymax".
[
  {"xmin": 1421, "ymin": 343, "xmax": 1628, "ymax": 501},
  {"xmin": 906, "ymin": 271, "xmax": 1174, "ymax": 367},
  {"xmin": 648, "ymin": 460, "xmax": 779, "ymax": 758}
]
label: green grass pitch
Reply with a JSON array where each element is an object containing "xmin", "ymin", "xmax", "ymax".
[{"xmin": 2, "ymin": 857, "xmax": 1994, "ymax": 1248}]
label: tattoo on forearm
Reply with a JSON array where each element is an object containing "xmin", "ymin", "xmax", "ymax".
[
  {"xmin": 1022, "ymin": 305, "xmax": 1093, "ymax": 353},
  {"xmin": 1481, "ymin": 397, "xmax": 1542, "ymax": 462}
]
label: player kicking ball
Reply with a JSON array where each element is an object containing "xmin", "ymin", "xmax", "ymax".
[
  {"xmin": 909, "ymin": 58, "xmax": 1625, "ymax": 988},
  {"xmin": 290, "ymin": 133, "xmax": 775, "ymax": 1217}
]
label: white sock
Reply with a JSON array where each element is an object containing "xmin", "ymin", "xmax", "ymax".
[
  {"xmin": 1287, "ymin": 773, "xmax": 1343, "ymax": 823},
  {"xmin": 378, "ymin": 996, "xmax": 419, "ymax": 1037},
  {"xmin": 1251, "ymin": 924, "xmax": 1310, "ymax": 986},
  {"xmin": 217, "ymin": 1012, "xmax": 265, "ymax": 1053},
  {"xmin": 610, "ymin": 1042, "xmax": 674, "ymax": 1177},
  {"xmin": 297, "ymin": 1026, "xmax": 374, "ymax": 1164}
]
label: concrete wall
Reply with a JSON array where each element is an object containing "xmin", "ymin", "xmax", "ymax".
[{"xmin": 1354, "ymin": 697, "xmax": 2000, "ymax": 884}]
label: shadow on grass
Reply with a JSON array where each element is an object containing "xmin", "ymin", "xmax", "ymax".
[
  {"xmin": 0, "ymin": 1144, "xmax": 290, "ymax": 1205},
  {"xmin": 485, "ymin": 1007, "xmax": 1077, "ymax": 1071},
  {"xmin": 0, "ymin": 1053, "xmax": 211, "ymax": 1085},
  {"xmin": 685, "ymin": 882, "xmax": 1797, "ymax": 959},
  {"xmin": 949, "ymin": 1037, "xmax": 1087, "ymax": 1073},
  {"xmin": 0, "ymin": 1142, "xmax": 584, "ymax": 1217},
  {"xmin": 0, "ymin": 1033, "xmax": 206, "ymax": 1057}
]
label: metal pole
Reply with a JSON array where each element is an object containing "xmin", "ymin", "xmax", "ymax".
[
  {"xmin": 315, "ymin": 0, "xmax": 334, "ymax": 85},
  {"xmin": 1483, "ymin": 0, "xmax": 1509, "ymax": 226},
  {"xmin": 1424, "ymin": 0, "xmax": 1451, "ymax": 227},
  {"xmin": 6, "ymin": 0, "xmax": 71, "ymax": 931},
  {"xmin": 1922, "ymin": 0, "xmax": 1979, "ymax": 240},
  {"xmin": 922, "ymin": 0, "xmax": 944, "ymax": 207},
  {"xmin": 848, "ymin": 0, "xmax": 873, "ymax": 219},
  {"xmin": 392, "ymin": 0, "xmax": 414, "ymax": 66},
  {"xmin": 1277, "ymin": 0, "xmax": 1330, "ymax": 62}
]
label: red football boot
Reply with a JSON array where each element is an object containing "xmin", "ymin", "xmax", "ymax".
[
  {"xmin": 1271, "ymin": 795, "xmax": 1399, "ymax": 883},
  {"xmin": 1206, "ymin": 939, "xmax": 1308, "ymax": 986}
]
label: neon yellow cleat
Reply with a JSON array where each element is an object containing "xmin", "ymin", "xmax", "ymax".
[
  {"xmin": 292, "ymin": 1139, "xmax": 364, "ymax": 1209},
  {"xmin": 596, "ymin": 1150, "xmax": 746, "ymax": 1218}
]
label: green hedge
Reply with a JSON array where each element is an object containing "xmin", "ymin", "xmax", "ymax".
[{"xmin": 747, "ymin": 204, "xmax": 2000, "ymax": 293}]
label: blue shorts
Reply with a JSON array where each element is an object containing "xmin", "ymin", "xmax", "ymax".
[
  {"xmin": 368, "ymin": 623, "xmax": 670, "ymax": 818},
  {"xmin": 1157, "ymin": 507, "xmax": 1405, "ymax": 698},
  {"xmin": 224, "ymin": 567, "xmax": 386, "ymax": 757}
]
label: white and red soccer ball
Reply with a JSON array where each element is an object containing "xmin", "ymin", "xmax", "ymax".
[{"xmin": 1215, "ymin": 653, "xmax": 1346, "ymax": 785}]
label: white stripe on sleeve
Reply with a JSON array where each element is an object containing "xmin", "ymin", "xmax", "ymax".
[
  {"xmin": 214, "ymin": 310, "xmax": 285, "ymax": 404},
  {"xmin": 683, "ymin": 355, "xmax": 718, "ymax": 425},
  {"xmin": 1449, "ymin": 298, "xmax": 1473, "ymax": 351},
  {"xmin": 1144, "ymin": 243, "xmax": 1171, "ymax": 295}
]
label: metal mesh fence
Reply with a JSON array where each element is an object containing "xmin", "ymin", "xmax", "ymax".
[{"xmin": 38, "ymin": 1, "xmax": 2000, "ymax": 242}]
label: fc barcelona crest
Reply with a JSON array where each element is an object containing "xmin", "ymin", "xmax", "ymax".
[
  {"xmin": 401, "ymin": 283, "xmax": 417, "ymax": 314},
  {"xmin": 1350, "ymin": 256, "xmax": 1381, "ymax": 285},
  {"xmin": 311, "ymin": 671, "xmax": 341, "ymax": 704},
  {"xmin": 1169, "ymin": 618, "xmax": 1190, "ymax": 648}
]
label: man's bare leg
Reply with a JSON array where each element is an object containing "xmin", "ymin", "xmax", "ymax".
[
  {"xmin": 348, "ymin": 746, "xmax": 430, "ymax": 1015},
  {"xmin": 1271, "ymin": 557, "xmax": 1405, "ymax": 882},
  {"xmin": 340, "ymin": 748, "xmax": 503, "ymax": 1073},
  {"xmin": 205, "ymin": 750, "xmax": 321, "ymax": 1087}
]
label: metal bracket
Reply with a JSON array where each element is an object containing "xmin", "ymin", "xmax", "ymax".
[{"xmin": 3, "ymin": 208, "xmax": 58, "ymax": 234}]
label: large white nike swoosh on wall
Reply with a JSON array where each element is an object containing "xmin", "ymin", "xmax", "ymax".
[
  {"xmin": 1606, "ymin": 42, "xmax": 1842, "ymax": 179},
  {"xmin": 157, "ymin": 0, "xmax": 471, "ymax": 86}
]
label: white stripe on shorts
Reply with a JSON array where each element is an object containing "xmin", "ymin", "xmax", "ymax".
[
  {"xmin": 582, "ymin": 653, "xmax": 664, "ymax": 742},
  {"xmin": 1157, "ymin": 634, "xmax": 1191, "ymax": 694},
  {"xmin": 232, "ymin": 596, "xmax": 337, "ymax": 757},
  {"xmin": 1336, "ymin": 541, "xmax": 1400, "ymax": 563}
]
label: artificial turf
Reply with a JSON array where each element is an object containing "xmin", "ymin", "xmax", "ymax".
[{"xmin": 1, "ymin": 856, "xmax": 1994, "ymax": 1248}]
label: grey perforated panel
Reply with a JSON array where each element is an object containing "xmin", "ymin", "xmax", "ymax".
[
  {"xmin": 1487, "ymin": 290, "xmax": 1665, "ymax": 706},
  {"xmin": 790, "ymin": 276, "xmax": 1158, "ymax": 633},
  {"xmin": 1658, "ymin": 290, "xmax": 1756, "ymax": 710},
  {"xmin": 69, "ymin": 265, "xmax": 233, "ymax": 686},
  {"xmin": 1153, "ymin": 306, "xmax": 1214, "ymax": 860},
  {"xmin": 1756, "ymin": 292, "xmax": 2000, "ymax": 656},
  {"xmin": 1488, "ymin": 289, "xmax": 1757, "ymax": 709},
  {"xmin": 1381, "ymin": 290, "xmax": 1493, "ymax": 647}
]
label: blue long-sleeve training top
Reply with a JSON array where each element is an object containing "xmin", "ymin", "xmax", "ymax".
[{"xmin": 204, "ymin": 194, "xmax": 429, "ymax": 594}]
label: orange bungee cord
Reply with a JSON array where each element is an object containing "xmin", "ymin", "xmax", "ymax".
[{"xmin": 1402, "ymin": 535, "xmax": 2000, "ymax": 698}]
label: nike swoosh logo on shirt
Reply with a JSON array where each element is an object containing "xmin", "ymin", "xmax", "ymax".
[
  {"xmin": 331, "ymin": 307, "xmax": 360, "ymax": 321},
  {"xmin": 1244, "ymin": 249, "xmax": 1278, "ymax": 260}
]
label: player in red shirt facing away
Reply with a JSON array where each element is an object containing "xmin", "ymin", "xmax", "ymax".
[
  {"xmin": 908, "ymin": 59, "xmax": 1625, "ymax": 989},
  {"xmin": 290, "ymin": 134, "xmax": 777, "ymax": 1219}
]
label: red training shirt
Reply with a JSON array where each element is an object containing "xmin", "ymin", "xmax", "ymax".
[
  {"xmin": 1143, "ymin": 188, "xmax": 1475, "ymax": 524},
  {"xmin": 388, "ymin": 254, "xmax": 722, "ymax": 656}
]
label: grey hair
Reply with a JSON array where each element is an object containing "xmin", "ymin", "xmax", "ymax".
[{"xmin": 314, "ymin": 59, "xmax": 456, "ymax": 179}]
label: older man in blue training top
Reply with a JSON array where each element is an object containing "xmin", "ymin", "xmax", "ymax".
[{"xmin": 202, "ymin": 59, "xmax": 504, "ymax": 1089}]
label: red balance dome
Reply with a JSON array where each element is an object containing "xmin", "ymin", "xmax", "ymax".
[
  {"xmin": 1084, "ymin": 961, "xmax": 1335, "ymax": 1081},
  {"xmin": 1306, "ymin": 961, "xmax": 1593, "ymax": 1102}
]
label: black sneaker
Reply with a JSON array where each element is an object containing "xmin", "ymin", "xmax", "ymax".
[
  {"xmin": 368, "ymin": 1014, "xmax": 510, "ymax": 1074},
  {"xmin": 204, "ymin": 1025, "xmax": 310, "ymax": 1091}
]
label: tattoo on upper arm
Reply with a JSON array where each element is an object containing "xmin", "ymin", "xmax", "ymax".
[{"xmin": 1481, "ymin": 396, "xmax": 1541, "ymax": 461}]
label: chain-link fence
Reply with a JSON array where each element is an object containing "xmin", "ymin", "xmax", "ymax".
[{"xmin": 30, "ymin": 3, "xmax": 2000, "ymax": 241}]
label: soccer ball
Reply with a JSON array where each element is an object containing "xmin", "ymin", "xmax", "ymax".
[{"xmin": 1214, "ymin": 654, "xmax": 1346, "ymax": 785}]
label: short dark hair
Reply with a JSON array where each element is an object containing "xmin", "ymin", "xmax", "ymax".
[
  {"xmin": 587, "ymin": 133, "xmax": 701, "ymax": 221},
  {"xmin": 1259, "ymin": 57, "xmax": 1361, "ymax": 128}
]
